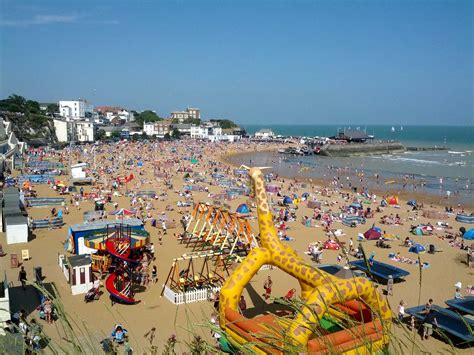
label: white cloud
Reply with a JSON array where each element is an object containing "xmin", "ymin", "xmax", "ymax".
[{"xmin": 0, "ymin": 14, "xmax": 118, "ymax": 27}]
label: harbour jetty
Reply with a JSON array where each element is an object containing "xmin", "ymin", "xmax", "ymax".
[{"xmin": 318, "ymin": 141, "xmax": 405, "ymax": 157}]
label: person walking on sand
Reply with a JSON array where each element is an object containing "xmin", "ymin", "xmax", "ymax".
[
  {"xmin": 18, "ymin": 266, "xmax": 27, "ymax": 290},
  {"xmin": 386, "ymin": 275, "xmax": 394, "ymax": 296},
  {"xmin": 263, "ymin": 276, "xmax": 273, "ymax": 301}
]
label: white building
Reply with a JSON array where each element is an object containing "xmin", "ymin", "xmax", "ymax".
[
  {"xmin": 59, "ymin": 100, "xmax": 94, "ymax": 120},
  {"xmin": 190, "ymin": 123, "xmax": 222, "ymax": 139},
  {"xmin": 143, "ymin": 120, "xmax": 171, "ymax": 137},
  {"xmin": 254, "ymin": 128, "xmax": 275, "ymax": 139},
  {"xmin": 75, "ymin": 121, "xmax": 95, "ymax": 142},
  {"xmin": 58, "ymin": 254, "xmax": 94, "ymax": 296},
  {"xmin": 53, "ymin": 118, "xmax": 72, "ymax": 143}
]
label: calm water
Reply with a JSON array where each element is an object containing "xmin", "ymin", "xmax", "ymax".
[
  {"xmin": 231, "ymin": 125, "xmax": 474, "ymax": 205},
  {"xmin": 242, "ymin": 124, "xmax": 474, "ymax": 150}
]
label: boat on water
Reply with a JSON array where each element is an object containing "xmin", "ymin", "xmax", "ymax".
[{"xmin": 391, "ymin": 126, "xmax": 395, "ymax": 132}]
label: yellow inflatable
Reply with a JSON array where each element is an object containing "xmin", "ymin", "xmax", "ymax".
[{"xmin": 219, "ymin": 167, "xmax": 391, "ymax": 353}]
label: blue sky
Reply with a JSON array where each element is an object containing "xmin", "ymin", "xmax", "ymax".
[{"xmin": 0, "ymin": 0, "xmax": 472, "ymax": 125}]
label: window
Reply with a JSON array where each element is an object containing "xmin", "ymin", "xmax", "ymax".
[
  {"xmin": 80, "ymin": 267, "xmax": 86, "ymax": 284},
  {"xmin": 71, "ymin": 268, "xmax": 76, "ymax": 285}
]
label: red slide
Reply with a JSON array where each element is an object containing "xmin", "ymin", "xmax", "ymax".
[
  {"xmin": 105, "ymin": 272, "xmax": 138, "ymax": 304},
  {"xmin": 105, "ymin": 238, "xmax": 137, "ymax": 263}
]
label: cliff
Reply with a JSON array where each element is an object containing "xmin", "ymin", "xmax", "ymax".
[{"xmin": 1, "ymin": 112, "xmax": 57, "ymax": 146}]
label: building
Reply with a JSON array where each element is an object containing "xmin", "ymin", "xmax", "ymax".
[
  {"xmin": 53, "ymin": 118, "xmax": 72, "ymax": 143},
  {"xmin": 143, "ymin": 120, "xmax": 171, "ymax": 137},
  {"xmin": 331, "ymin": 129, "xmax": 372, "ymax": 143},
  {"xmin": 190, "ymin": 122, "xmax": 222, "ymax": 139},
  {"xmin": 58, "ymin": 254, "xmax": 94, "ymax": 295},
  {"xmin": 95, "ymin": 107, "xmax": 133, "ymax": 123},
  {"xmin": 171, "ymin": 123, "xmax": 192, "ymax": 135},
  {"xmin": 186, "ymin": 108, "xmax": 200, "ymax": 120},
  {"xmin": 170, "ymin": 111, "xmax": 190, "ymax": 121},
  {"xmin": 254, "ymin": 128, "xmax": 275, "ymax": 139},
  {"xmin": 59, "ymin": 100, "xmax": 94, "ymax": 120},
  {"xmin": 75, "ymin": 121, "xmax": 95, "ymax": 142},
  {"xmin": 170, "ymin": 107, "xmax": 200, "ymax": 122}
]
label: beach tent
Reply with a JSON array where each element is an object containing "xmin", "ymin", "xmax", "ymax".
[
  {"xmin": 283, "ymin": 196, "xmax": 293, "ymax": 205},
  {"xmin": 302, "ymin": 192, "xmax": 310, "ymax": 199},
  {"xmin": 236, "ymin": 204, "xmax": 250, "ymax": 214},
  {"xmin": 463, "ymin": 229, "xmax": 474, "ymax": 240},
  {"xmin": 349, "ymin": 202, "xmax": 362, "ymax": 209},
  {"xmin": 411, "ymin": 227, "xmax": 423, "ymax": 236},
  {"xmin": 364, "ymin": 228, "xmax": 382, "ymax": 240},
  {"xmin": 110, "ymin": 208, "xmax": 137, "ymax": 216},
  {"xmin": 388, "ymin": 196, "xmax": 399, "ymax": 205},
  {"xmin": 409, "ymin": 244, "xmax": 426, "ymax": 254},
  {"xmin": 191, "ymin": 158, "xmax": 198, "ymax": 164},
  {"xmin": 407, "ymin": 200, "xmax": 417, "ymax": 206}
]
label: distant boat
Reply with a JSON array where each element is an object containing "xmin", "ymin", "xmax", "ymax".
[
  {"xmin": 391, "ymin": 126, "xmax": 395, "ymax": 132},
  {"xmin": 400, "ymin": 126, "xmax": 403, "ymax": 131}
]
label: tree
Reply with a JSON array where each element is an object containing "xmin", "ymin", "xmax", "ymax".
[
  {"xmin": 164, "ymin": 133, "xmax": 171, "ymax": 140},
  {"xmin": 141, "ymin": 131, "xmax": 148, "ymax": 140},
  {"xmin": 95, "ymin": 129, "xmax": 106, "ymax": 141},
  {"xmin": 26, "ymin": 100, "xmax": 41, "ymax": 114},
  {"xmin": 0, "ymin": 94, "xmax": 27, "ymax": 113},
  {"xmin": 171, "ymin": 128, "xmax": 181, "ymax": 139},
  {"xmin": 210, "ymin": 119, "xmax": 237, "ymax": 129},
  {"xmin": 135, "ymin": 110, "xmax": 162, "ymax": 127},
  {"xmin": 110, "ymin": 131, "xmax": 121, "ymax": 139},
  {"xmin": 46, "ymin": 103, "xmax": 59, "ymax": 116}
]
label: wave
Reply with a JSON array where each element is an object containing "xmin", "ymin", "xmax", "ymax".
[{"xmin": 385, "ymin": 156, "xmax": 444, "ymax": 165}]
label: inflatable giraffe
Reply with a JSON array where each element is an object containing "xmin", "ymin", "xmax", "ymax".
[{"xmin": 219, "ymin": 167, "xmax": 391, "ymax": 350}]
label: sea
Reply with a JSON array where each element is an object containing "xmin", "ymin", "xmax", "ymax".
[{"xmin": 230, "ymin": 125, "xmax": 474, "ymax": 206}]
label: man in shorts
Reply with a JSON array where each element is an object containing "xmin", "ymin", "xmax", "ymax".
[{"xmin": 422, "ymin": 309, "xmax": 438, "ymax": 340}]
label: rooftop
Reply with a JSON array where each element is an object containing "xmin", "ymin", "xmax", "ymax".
[
  {"xmin": 70, "ymin": 219, "xmax": 143, "ymax": 232},
  {"xmin": 68, "ymin": 254, "xmax": 92, "ymax": 268}
]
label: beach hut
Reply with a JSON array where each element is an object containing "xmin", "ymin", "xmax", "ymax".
[
  {"xmin": 463, "ymin": 229, "xmax": 474, "ymax": 241},
  {"xmin": 409, "ymin": 244, "xmax": 426, "ymax": 254},
  {"xmin": 58, "ymin": 254, "xmax": 94, "ymax": 295},
  {"xmin": 236, "ymin": 204, "xmax": 250, "ymax": 214},
  {"xmin": 364, "ymin": 228, "xmax": 381, "ymax": 240}
]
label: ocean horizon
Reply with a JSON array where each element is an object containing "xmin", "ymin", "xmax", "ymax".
[{"xmin": 240, "ymin": 124, "xmax": 474, "ymax": 150}]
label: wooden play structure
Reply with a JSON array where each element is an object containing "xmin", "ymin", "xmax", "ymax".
[
  {"xmin": 183, "ymin": 202, "xmax": 258, "ymax": 261},
  {"xmin": 161, "ymin": 251, "xmax": 231, "ymax": 305}
]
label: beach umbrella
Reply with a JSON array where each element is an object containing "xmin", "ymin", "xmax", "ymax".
[
  {"xmin": 463, "ymin": 229, "xmax": 474, "ymax": 240},
  {"xmin": 236, "ymin": 203, "xmax": 250, "ymax": 214},
  {"xmin": 283, "ymin": 196, "xmax": 293, "ymax": 205},
  {"xmin": 409, "ymin": 244, "xmax": 426, "ymax": 254},
  {"xmin": 364, "ymin": 228, "xmax": 382, "ymax": 240},
  {"xmin": 407, "ymin": 200, "xmax": 417, "ymax": 206}
]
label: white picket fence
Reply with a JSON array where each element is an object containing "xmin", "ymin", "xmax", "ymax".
[{"xmin": 162, "ymin": 285, "xmax": 221, "ymax": 305}]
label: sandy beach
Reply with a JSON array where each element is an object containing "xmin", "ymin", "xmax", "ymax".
[{"xmin": 1, "ymin": 140, "xmax": 473, "ymax": 354}]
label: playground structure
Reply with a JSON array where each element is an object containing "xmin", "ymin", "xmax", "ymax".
[
  {"xmin": 218, "ymin": 167, "xmax": 392, "ymax": 354},
  {"xmin": 161, "ymin": 251, "xmax": 231, "ymax": 305},
  {"xmin": 84, "ymin": 224, "xmax": 150, "ymax": 304},
  {"xmin": 184, "ymin": 202, "xmax": 258, "ymax": 262}
]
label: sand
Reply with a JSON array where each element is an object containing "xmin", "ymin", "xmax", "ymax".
[{"xmin": 1, "ymin": 140, "xmax": 473, "ymax": 354}]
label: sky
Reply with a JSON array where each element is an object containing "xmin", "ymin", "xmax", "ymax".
[{"xmin": 0, "ymin": 0, "xmax": 472, "ymax": 125}]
